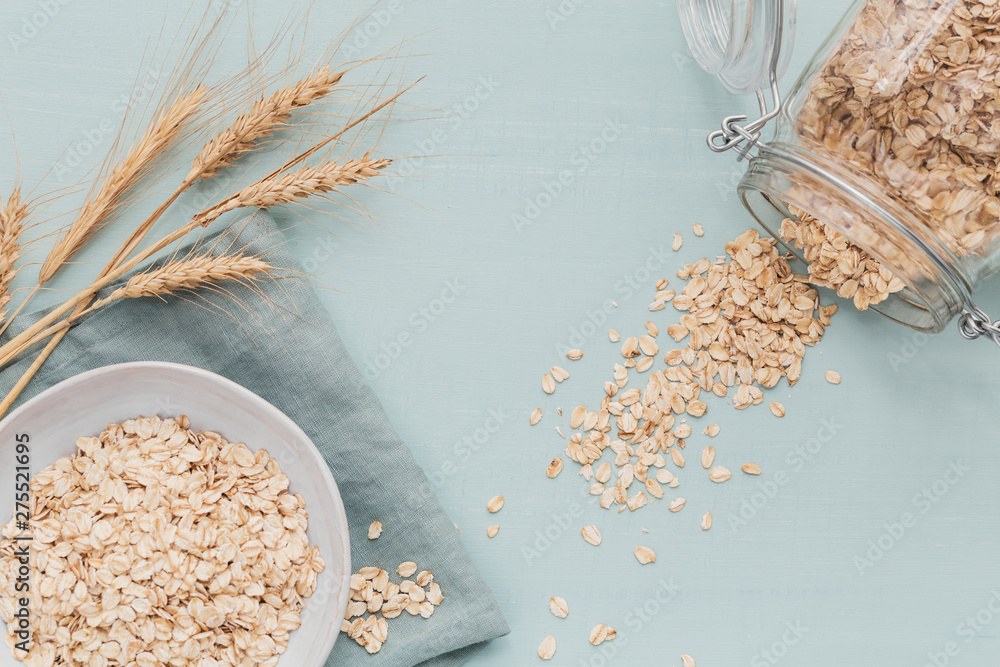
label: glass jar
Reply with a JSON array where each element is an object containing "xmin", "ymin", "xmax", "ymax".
[{"xmin": 678, "ymin": 0, "xmax": 1000, "ymax": 345}]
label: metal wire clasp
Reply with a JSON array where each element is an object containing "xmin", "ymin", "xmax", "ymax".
[
  {"xmin": 958, "ymin": 306, "xmax": 1000, "ymax": 349},
  {"xmin": 705, "ymin": 0, "xmax": 786, "ymax": 162},
  {"xmin": 707, "ymin": 74, "xmax": 782, "ymax": 162}
]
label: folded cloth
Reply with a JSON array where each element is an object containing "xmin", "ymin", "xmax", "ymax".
[{"xmin": 1, "ymin": 210, "xmax": 509, "ymax": 666}]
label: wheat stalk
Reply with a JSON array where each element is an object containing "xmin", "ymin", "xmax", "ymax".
[
  {"xmin": 0, "ymin": 158, "xmax": 387, "ymax": 368},
  {"xmin": 0, "ymin": 84, "xmax": 414, "ymax": 415},
  {"xmin": 0, "ymin": 189, "xmax": 28, "ymax": 323},
  {"xmin": 18, "ymin": 254, "xmax": 276, "ymax": 359},
  {"xmin": 187, "ymin": 66, "xmax": 345, "ymax": 182},
  {"xmin": 91, "ymin": 253, "xmax": 274, "ymax": 308},
  {"xmin": 107, "ymin": 68, "xmax": 347, "ymax": 271},
  {"xmin": 193, "ymin": 157, "xmax": 391, "ymax": 226},
  {"xmin": 38, "ymin": 86, "xmax": 210, "ymax": 284},
  {"xmin": 0, "ymin": 159, "xmax": 387, "ymax": 371}
]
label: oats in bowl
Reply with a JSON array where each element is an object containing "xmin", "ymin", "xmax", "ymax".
[{"xmin": 0, "ymin": 415, "xmax": 326, "ymax": 667}]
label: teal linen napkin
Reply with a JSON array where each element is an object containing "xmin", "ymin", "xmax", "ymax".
[{"xmin": 0, "ymin": 210, "xmax": 510, "ymax": 666}]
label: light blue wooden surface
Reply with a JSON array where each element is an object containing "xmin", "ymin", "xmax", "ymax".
[{"xmin": 1, "ymin": 1, "xmax": 999, "ymax": 665}]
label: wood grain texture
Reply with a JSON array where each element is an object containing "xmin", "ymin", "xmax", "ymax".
[{"xmin": 0, "ymin": 1, "xmax": 998, "ymax": 664}]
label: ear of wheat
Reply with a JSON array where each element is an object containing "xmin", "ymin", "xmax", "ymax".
[
  {"xmin": 92, "ymin": 253, "xmax": 275, "ymax": 310},
  {"xmin": 17, "ymin": 254, "xmax": 278, "ymax": 351},
  {"xmin": 0, "ymin": 189, "xmax": 28, "ymax": 322},
  {"xmin": 38, "ymin": 86, "xmax": 210, "ymax": 283},
  {"xmin": 193, "ymin": 157, "xmax": 391, "ymax": 226},
  {"xmin": 106, "ymin": 66, "xmax": 357, "ymax": 272},
  {"xmin": 0, "ymin": 153, "xmax": 395, "ymax": 370},
  {"xmin": 187, "ymin": 66, "xmax": 345, "ymax": 182},
  {"xmin": 0, "ymin": 16, "xmax": 417, "ymax": 418}
]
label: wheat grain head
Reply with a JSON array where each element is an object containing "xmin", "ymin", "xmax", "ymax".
[
  {"xmin": 188, "ymin": 66, "xmax": 346, "ymax": 182},
  {"xmin": 192, "ymin": 156, "xmax": 390, "ymax": 226},
  {"xmin": 91, "ymin": 253, "xmax": 275, "ymax": 310},
  {"xmin": 0, "ymin": 189, "xmax": 28, "ymax": 322},
  {"xmin": 39, "ymin": 86, "xmax": 210, "ymax": 284}
]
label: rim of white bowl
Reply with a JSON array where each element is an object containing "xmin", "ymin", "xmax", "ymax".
[{"xmin": 0, "ymin": 360, "xmax": 351, "ymax": 665}]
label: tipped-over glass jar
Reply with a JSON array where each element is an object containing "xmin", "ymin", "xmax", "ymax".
[{"xmin": 678, "ymin": 0, "xmax": 1000, "ymax": 346}]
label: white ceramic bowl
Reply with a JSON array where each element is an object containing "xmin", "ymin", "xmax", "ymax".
[{"xmin": 0, "ymin": 361, "xmax": 350, "ymax": 666}]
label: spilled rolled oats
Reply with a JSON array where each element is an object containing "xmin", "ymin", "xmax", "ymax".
[
  {"xmin": 537, "ymin": 230, "xmax": 836, "ymax": 541},
  {"xmin": 700, "ymin": 446, "xmax": 715, "ymax": 469},
  {"xmin": 342, "ymin": 560, "xmax": 444, "ymax": 654},
  {"xmin": 580, "ymin": 526, "xmax": 602, "ymax": 546},
  {"xmin": 487, "ymin": 496, "xmax": 505, "ymax": 513},
  {"xmin": 633, "ymin": 546, "xmax": 656, "ymax": 565},
  {"xmin": 670, "ymin": 448, "xmax": 686, "ymax": 468},
  {"xmin": 538, "ymin": 635, "xmax": 557, "ymax": 660},
  {"xmin": 709, "ymin": 466, "xmax": 731, "ymax": 483},
  {"xmin": 548, "ymin": 597, "xmax": 569, "ymax": 619},
  {"xmin": 589, "ymin": 624, "xmax": 616, "ymax": 645}
]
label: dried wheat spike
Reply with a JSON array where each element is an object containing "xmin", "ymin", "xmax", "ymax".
[
  {"xmin": 0, "ymin": 189, "xmax": 28, "ymax": 322},
  {"xmin": 193, "ymin": 157, "xmax": 391, "ymax": 226},
  {"xmin": 188, "ymin": 67, "xmax": 345, "ymax": 182},
  {"xmin": 91, "ymin": 253, "xmax": 274, "ymax": 309},
  {"xmin": 40, "ymin": 87, "xmax": 209, "ymax": 283}
]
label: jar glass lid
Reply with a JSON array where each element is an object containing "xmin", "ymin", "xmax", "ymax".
[{"xmin": 677, "ymin": 0, "xmax": 796, "ymax": 96}]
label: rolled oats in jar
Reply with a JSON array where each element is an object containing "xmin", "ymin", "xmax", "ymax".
[{"xmin": 678, "ymin": 0, "xmax": 1000, "ymax": 341}]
